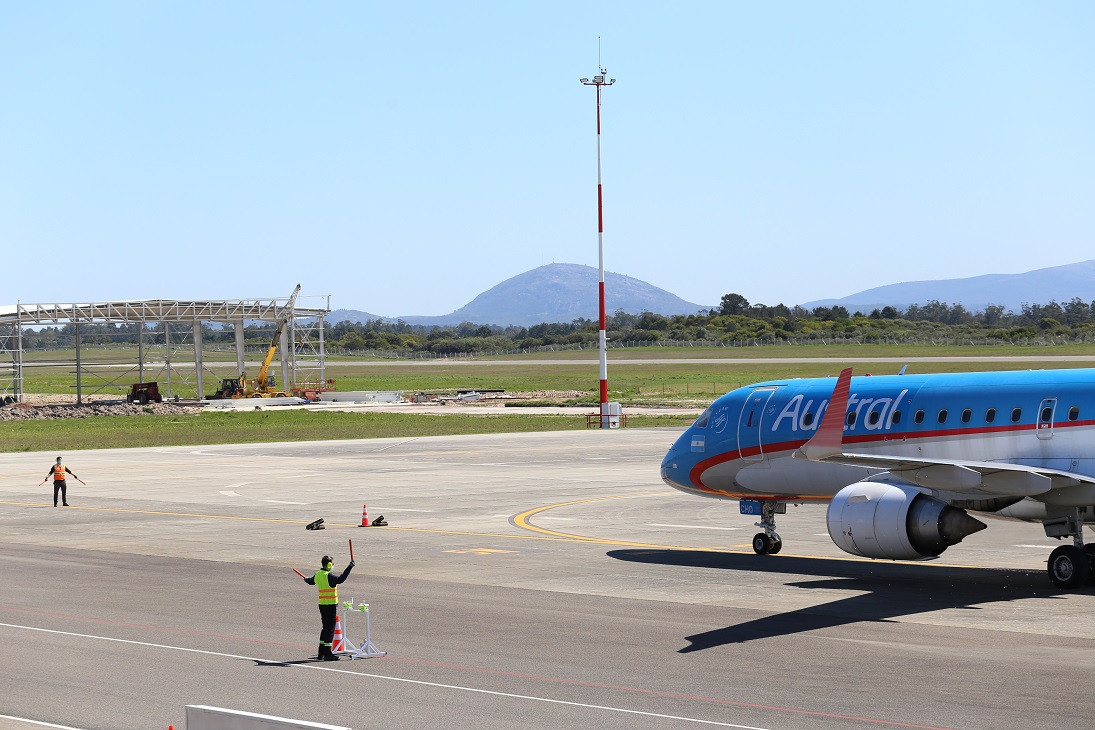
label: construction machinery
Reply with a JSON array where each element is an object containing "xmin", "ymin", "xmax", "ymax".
[
  {"xmin": 127, "ymin": 382, "xmax": 163, "ymax": 404},
  {"xmin": 207, "ymin": 285, "xmax": 301, "ymax": 399}
]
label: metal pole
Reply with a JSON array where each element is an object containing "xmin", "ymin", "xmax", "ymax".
[
  {"xmin": 234, "ymin": 321, "xmax": 245, "ymax": 378},
  {"xmin": 193, "ymin": 321, "xmax": 204, "ymax": 400},
  {"xmin": 318, "ymin": 314, "xmax": 326, "ymax": 387},
  {"xmin": 581, "ymin": 66, "xmax": 616, "ymax": 427},
  {"xmin": 138, "ymin": 324, "xmax": 144, "ymax": 384},
  {"xmin": 15, "ymin": 302, "xmax": 23, "ymax": 402},
  {"xmin": 165, "ymin": 322, "xmax": 172, "ymax": 400},
  {"xmin": 74, "ymin": 311, "xmax": 82, "ymax": 405}
]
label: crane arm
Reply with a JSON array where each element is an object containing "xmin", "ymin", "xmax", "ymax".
[{"xmin": 253, "ymin": 284, "xmax": 301, "ymax": 390}]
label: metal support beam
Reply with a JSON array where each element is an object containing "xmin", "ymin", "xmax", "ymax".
[
  {"xmin": 318, "ymin": 316, "xmax": 326, "ymax": 386},
  {"xmin": 193, "ymin": 321, "xmax": 204, "ymax": 400},
  {"xmin": 75, "ymin": 321, "xmax": 82, "ymax": 405},
  {"xmin": 234, "ymin": 321, "xmax": 245, "ymax": 378},
  {"xmin": 165, "ymin": 322, "xmax": 172, "ymax": 400},
  {"xmin": 280, "ymin": 326, "xmax": 290, "ymax": 393}
]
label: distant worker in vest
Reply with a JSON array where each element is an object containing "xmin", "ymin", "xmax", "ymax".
[
  {"xmin": 45, "ymin": 456, "xmax": 79, "ymax": 507},
  {"xmin": 303, "ymin": 554, "xmax": 355, "ymax": 661}
]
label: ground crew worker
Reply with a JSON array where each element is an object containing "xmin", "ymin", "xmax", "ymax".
[
  {"xmin": 303, "ymin": 555, "xmax": 355, "ymax": 661},
  {"xmin": 47, "ymin": 456, "xmax": 78, "ymax": 507}
]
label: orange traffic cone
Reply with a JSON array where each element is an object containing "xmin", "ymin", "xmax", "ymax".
[
  {"xmin": 358, "ymin": 504, "xmax": 369, "ymax": 527},
  {"xmin": 332, "ymin": 614, "xmax": 345, "ymax": 653}
]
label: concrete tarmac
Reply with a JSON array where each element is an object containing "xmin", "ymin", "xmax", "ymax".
[{"xmin": 2, "ymin": 430, "xmax": 1094, "ymax": 729}]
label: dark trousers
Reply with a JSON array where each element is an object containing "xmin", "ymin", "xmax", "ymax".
[
  {"xmin": 318, "ymin": 603, "xmax": 337, "ymax": 647},
  {"xmin": 53, "ymin": 480, "xmax": 67, "ymax": 506}
]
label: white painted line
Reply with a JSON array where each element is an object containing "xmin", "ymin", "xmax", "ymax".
[
  {"xmin": 647, "ymin": 523, "xmax": 742, "ymax": 531},
  {"xmin": 1015, "ymin": 545, "xmax": 1052, "ymax": 550},
  {"xmin": 0, "ymin": 715, "xmax": 87, "ymax": 729},
  {"xmin": 381, "ymin": 508, "xmax": 433, "ymax": 513},
  {"xmin": 263, "ymin": 500, "xmax": 307, "ymax": 505},
  {"xmin": 376, "ymin": 438, "xmax": 419, "ymax": 453},
  {"xmin": 0, "ymin": 622, "xmax": 770, "ymax": 729},
  {"xmin": 219, "ymin": 491, "xmax": 243, "ymax": 497}
]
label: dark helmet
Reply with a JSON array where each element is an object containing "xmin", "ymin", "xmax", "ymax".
[{"xmin": 321, "ymin": 555, "xmax": 333, "ymax": 569}]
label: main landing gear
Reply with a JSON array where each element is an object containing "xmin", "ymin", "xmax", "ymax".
[
  {"xmin": 1043, "ymin": 508, "xmax": 1095, "ymax": 589},
  {"xmin": 752, "ymin": 501, "xmax": 785, "ymax": 555}
]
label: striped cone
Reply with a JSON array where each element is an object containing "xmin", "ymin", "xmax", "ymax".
[
  {"xmin": 332, "ymin": 614, "xmax": 345, "ymax": 653},
  {"xmin": 358, "ymin": 504, "xmax": 369, "ymax": 527}
]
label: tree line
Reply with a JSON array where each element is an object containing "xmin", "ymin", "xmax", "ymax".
[{"xmin": 15, "ymin": 294, "xmax": 1095, "ymax": 354}]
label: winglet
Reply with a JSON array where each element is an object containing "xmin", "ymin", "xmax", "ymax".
[{"xmin": 795, "ymin": 367, "xmax": 852, "ymax": 461}]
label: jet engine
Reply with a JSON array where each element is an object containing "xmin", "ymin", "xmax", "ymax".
[{"xmin": 826, "ymin": 482, "xmax": 987, "ymax": 560}]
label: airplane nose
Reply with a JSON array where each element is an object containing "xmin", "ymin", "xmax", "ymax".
[{"xmin": 661, "ymin": 442, "xmax": 686, "ymax": 488}]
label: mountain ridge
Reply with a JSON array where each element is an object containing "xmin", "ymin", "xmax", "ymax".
[
  {"xmin": 801, "ymin": 260, "xmax": 1095, "ymax": 314},
  {"xmin": 328, "ymin": 263, "xmax": 708, "ymax": 328}
]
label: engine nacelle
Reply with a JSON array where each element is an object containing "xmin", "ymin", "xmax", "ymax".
[{"xmin": 826, "ymin": 482, "xmax": 987, "ymax": 560}]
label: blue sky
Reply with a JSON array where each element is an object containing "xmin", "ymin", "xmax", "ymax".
[{"xmin": 2, "ymin": 2, "xmax": 1092, "ymax": 317}]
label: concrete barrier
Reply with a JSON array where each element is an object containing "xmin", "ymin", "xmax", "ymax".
[
  {"xmin": 318, "ymin": 391, "xmax": 402, "ymax": 404},
  {"xmin": 185, "ymin": 705, "xmax": 351, "ymax": 730}
]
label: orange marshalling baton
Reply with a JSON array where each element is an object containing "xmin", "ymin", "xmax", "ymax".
[{"xmin": 293, "ymin": 568, "xmax": 306, "ymax": 579}]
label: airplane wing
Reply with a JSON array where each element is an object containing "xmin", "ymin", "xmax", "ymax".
[{"xmin": 792, "ymin": 368, "xmax": 1093, "ymax": 497}]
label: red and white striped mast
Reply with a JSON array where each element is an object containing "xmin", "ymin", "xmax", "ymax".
[{"xmin": 581, "ymin": 61, "xmax": 615, "ymax": 427}]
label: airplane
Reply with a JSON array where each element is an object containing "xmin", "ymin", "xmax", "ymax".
[{"xmin": 660, "ymin": 366, "xmax": 1095, "ymax": 588}]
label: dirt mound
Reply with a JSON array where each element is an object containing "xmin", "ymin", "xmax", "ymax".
[{"xmin": 0, "ymin": 400, "xmax": 200, "ymax": 420}]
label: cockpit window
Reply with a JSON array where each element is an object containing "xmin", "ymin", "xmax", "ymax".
[{"xmin": 693, "ymin": 408, "xmax": 711, "ymax": 429}]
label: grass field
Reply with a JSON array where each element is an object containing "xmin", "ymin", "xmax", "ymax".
[
  {"xmin": 0, "ymin": 411, "xmax": 692, "ymax": 453},
  {"xmin": 18, "ymin": 343, "xmax": 1095, "ymax": 403},
  {"xmin": 8, "ymin": 343, "xmax": 1095, "ymax": 452}
]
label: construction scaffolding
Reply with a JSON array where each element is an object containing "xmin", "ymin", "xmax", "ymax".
[{"xmin": 0, "ymin": 293, "xmax": 330, "ymax": 404}]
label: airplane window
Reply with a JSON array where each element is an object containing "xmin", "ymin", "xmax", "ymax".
[
  {"xmin": 892, "ymin": 410, "xmax": 902, "ymax": 424},
  {"xmin": 803, "ymin": 412, "xmax": 814, "ymax": 426},
  {"xmin": 693, "ymin": 409, "xmax": 710, "ymax": 429},
  {"xmin": 986, "ymin": 408, "xmax": 996, "ymax": 423},
  {"xmin": 846, "ymin": 411, "xmax": 857, "ymax": 426},
  {"xmin": 867, "ymin": 410, "xmax": 880, "ymax": 425},
  {"xmin": 1011, "ymin": 408, "xmax": 1022, "ymax": 423},
  {"xmin": 1069, "ymin": 406, "xmax": 1080, "ymax": 421},
  {"xmin": 914, "ymin": 410, "xmax": 924, "ymax": 424},
  {"xmin": 961, "ymin": 409, "xmax": 972, "ymax": 423},
  {"xmin": 1041, "ymin": 406, "xmax": 1053, "ymax": 423},
  {"xmin": 937, "ymin": 410, "xmax": 948, "ymax": 424}
]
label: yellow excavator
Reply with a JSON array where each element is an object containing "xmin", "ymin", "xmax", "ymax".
[{"xmin": 212, "ymin": 284, "xmax": 301, "ymax": 399}]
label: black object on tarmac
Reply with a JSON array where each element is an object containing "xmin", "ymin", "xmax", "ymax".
[
  {"xmin": 370, "ymin": 515, "xmax": 387, "ymax": 527},
  {"xmin": 305, "ymin": 518, "xmax": 325, "ymax": 531}
]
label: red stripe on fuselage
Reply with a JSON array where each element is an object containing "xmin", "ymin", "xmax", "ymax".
[{"xmin": 688, "ymin": 418, "xmax": 1095, "ymax": 496}]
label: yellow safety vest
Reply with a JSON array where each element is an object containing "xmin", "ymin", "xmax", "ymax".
[
  {"xmin": 315, "ymin": 569, "xmax": 338, "ymax": 605},
  {"xmin": 52, "ymin": 465, "xmax": 66, "ymax": 480}
]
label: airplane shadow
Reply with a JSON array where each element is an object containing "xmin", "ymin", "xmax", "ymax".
[{"xmin": 607, "ymin": 548, "xmax": 1068, "ymax": 653}]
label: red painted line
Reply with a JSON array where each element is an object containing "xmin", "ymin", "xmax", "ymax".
[
  {"xmin": 342, "ymin": 655, "xmax": 951, "ymax": 729},
  {"xmin": 0, "ymin": 606, "xmax": 949, "ymax": 728},
  {"xmin": 689, "ymin": 420, "xmax": 1095, "ymax": 492},
  {"xmin": 597, "ymin": 184, "xmax": 604, "ymax": 232},
  {"xmin": 598, "ymin": 281, "xmax": 606, "ymax": 329}
]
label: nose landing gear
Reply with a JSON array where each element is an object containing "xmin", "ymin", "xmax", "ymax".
[{"xmin": 751, "ymin": 501, "xmax": 785, "ymax": 555}]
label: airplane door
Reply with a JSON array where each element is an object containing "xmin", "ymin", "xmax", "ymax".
[
  {"xmin": 1037, "ymin": 398, "xmax": 1056, "ymax": 441},
  {"xmin": 738, "ymin": 387, "xmax": 778, "ymax": 461}
]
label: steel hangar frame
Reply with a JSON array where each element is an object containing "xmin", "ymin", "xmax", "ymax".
[{"xmin": 0, "ymin": 295, "xmax": 329, "ymax": 404}]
